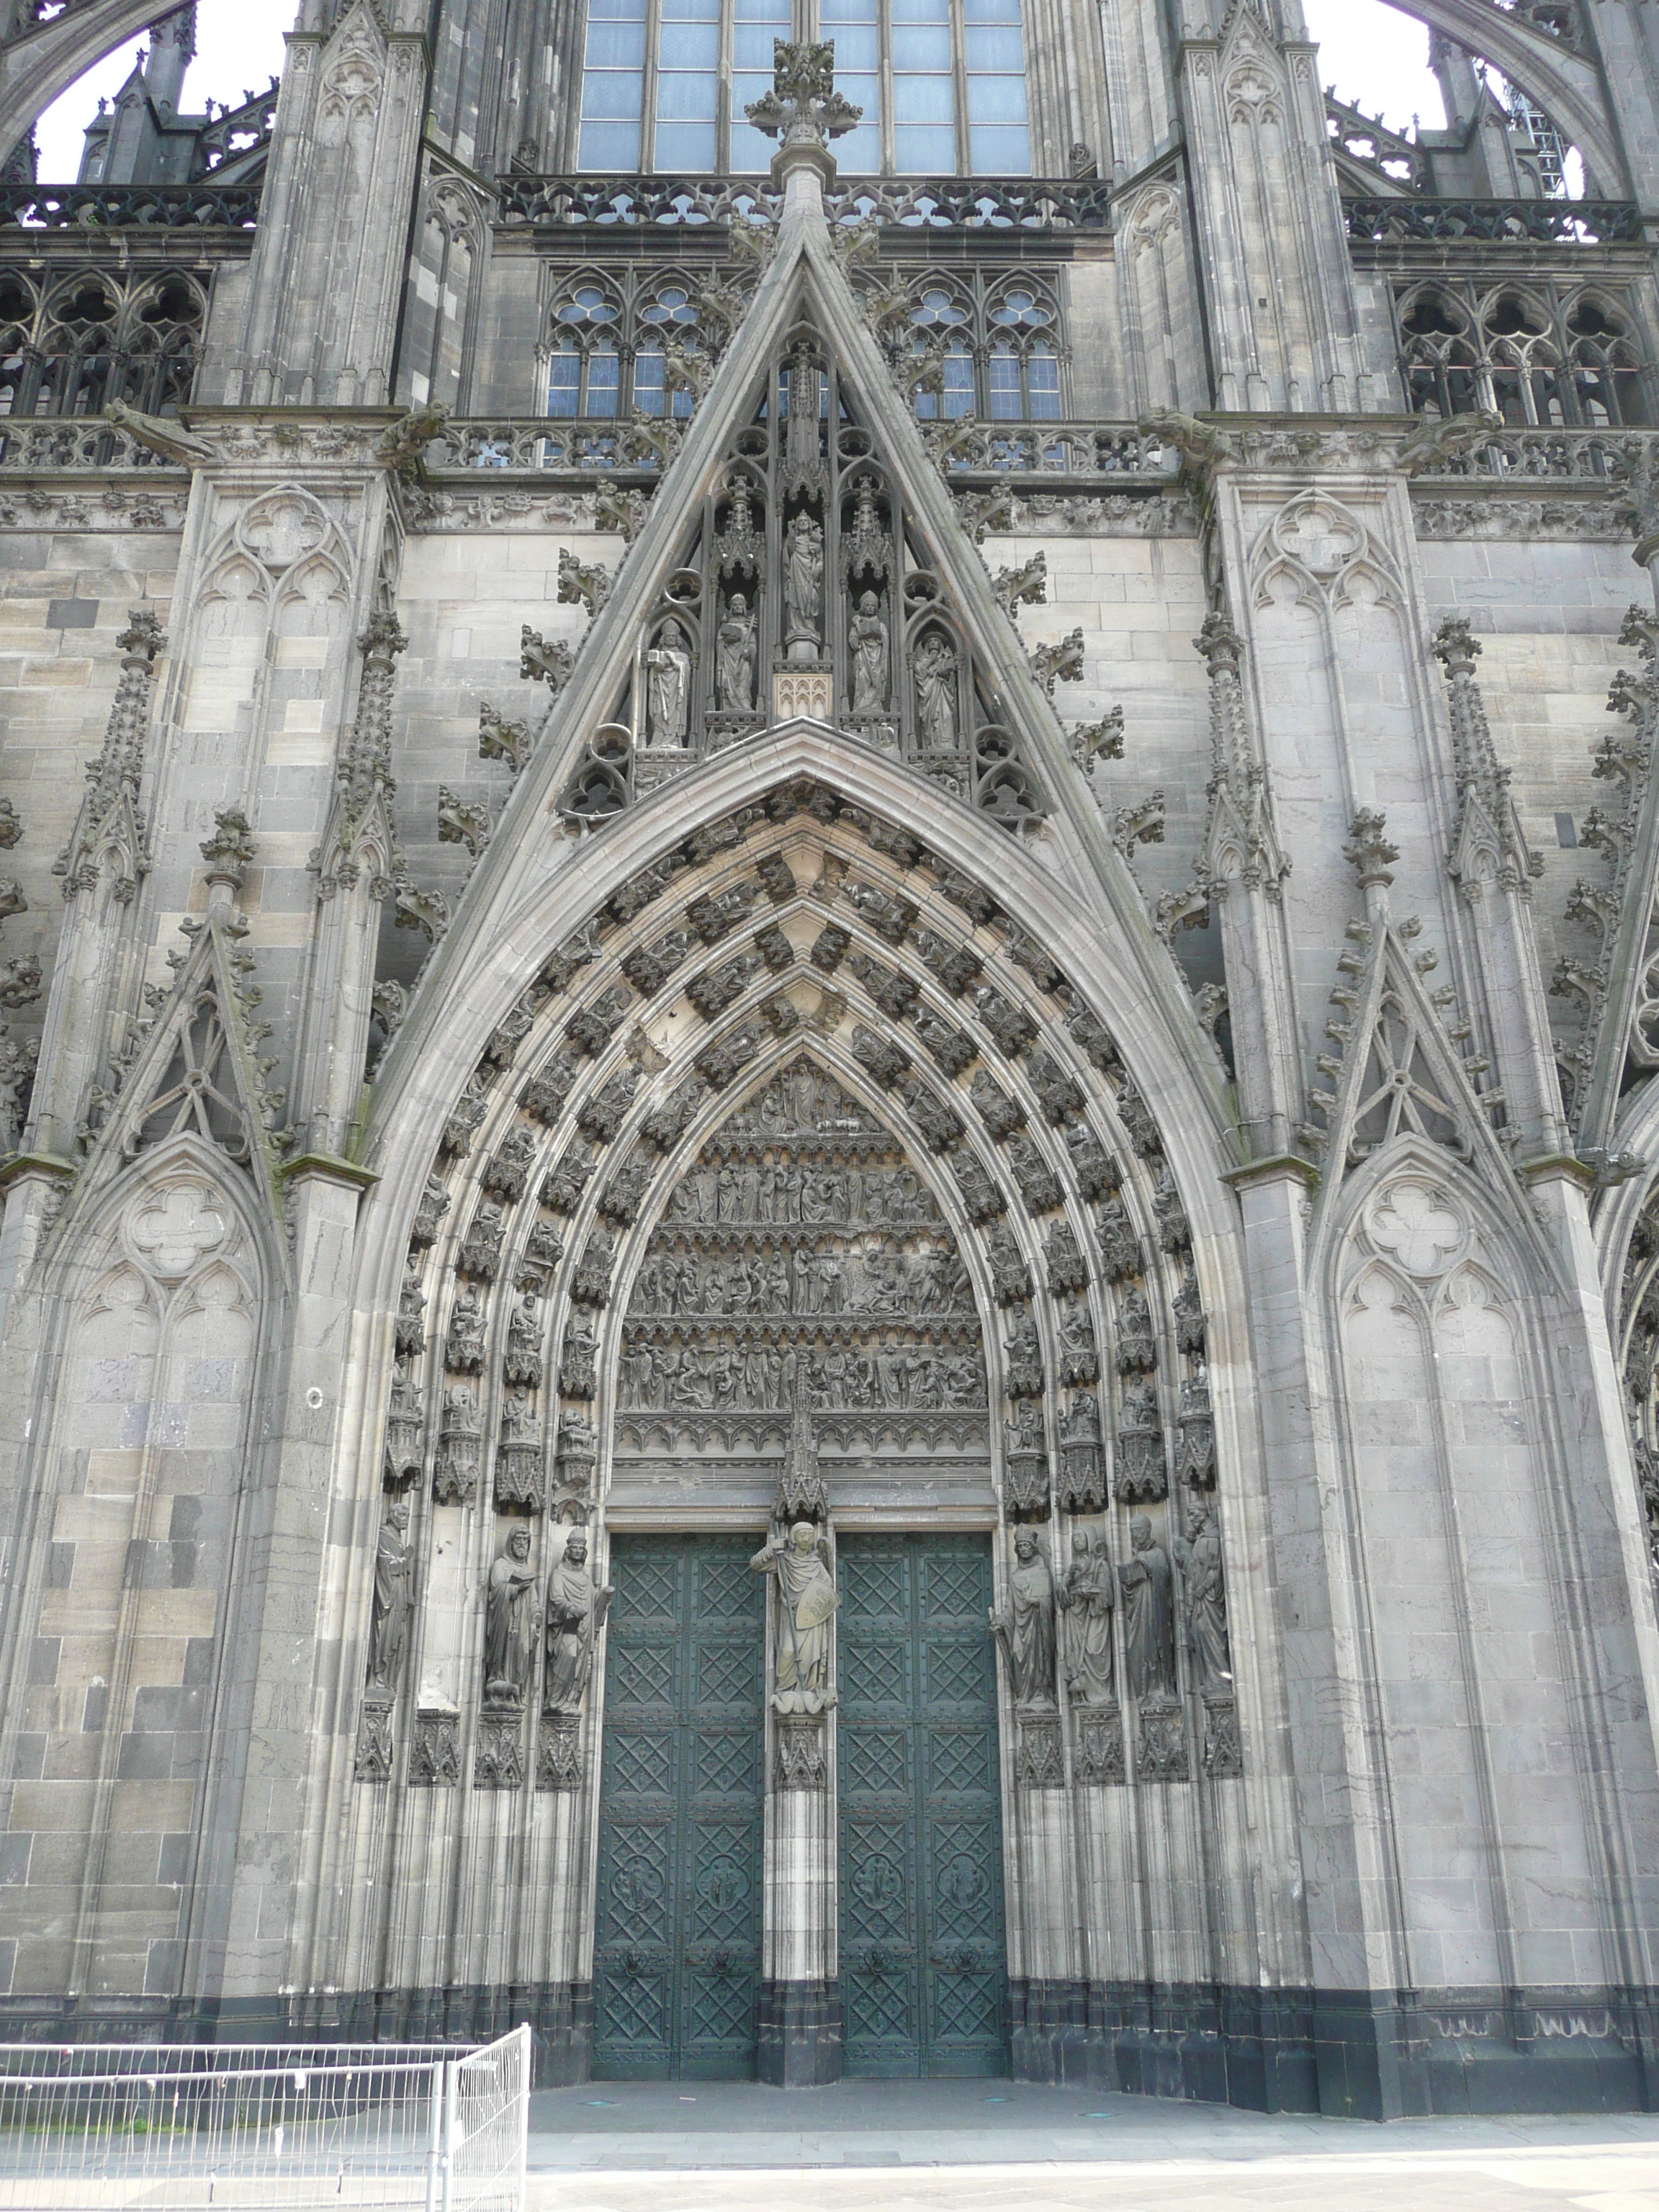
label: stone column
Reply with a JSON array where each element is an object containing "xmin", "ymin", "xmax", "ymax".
[{"xmin": 214, "ymin": 1153, "xmax": 375, "ymax": 2033}]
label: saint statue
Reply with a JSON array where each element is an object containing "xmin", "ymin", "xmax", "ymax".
[
  {"xmin": 482, "ymin": 1526, "xmax": 537, "ymax": 1707},
  {"xmin": 645, "ymin": 619, "xmax": 692, "ymax": 746},
  {"xmin": 850, "ymin": 591, "xmax": 888, "ymax": 715},
  {"xmin": 1119, "ymin": 1514, "xmax": 1177, "ymax": 1701},
  {"xmin": 989, "ymin": 1527, "xmax": 1057, "ymax": 1709},
  {"xmin": 1056, "ymin": 1525, "xmax": 1115, "ymax": 1707},
  {"xmin": 750, "ymin": 1520, "xmax": 837, "ymax": 1709},
  {"xmin": 1175, "ymin": 1503, "xmax": 1231, "ymax": 1697},
  {"xmin": 542, "ymin": 1528, "xmax": 614, "ymax": 1714},
  {"xmin": 913, "ymin": 632, "xmax": 958, "ymax": 752},
  {"xmin": 783, "ymin": 513, "xmax": 824, "ymax": 650},
  {"xmin": 716, "ymin": 593, "xmax": 757, "ymax": 710},
  {"xmin": 367, "ymin": 1498, "xmax": 413, "ymax": 1696}
]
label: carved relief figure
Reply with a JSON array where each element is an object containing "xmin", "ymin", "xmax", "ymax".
[
  {"xmin": 483, "ymin": 1527, "xmax": 537, "ymax": 1707},
  {"xmin": 542, "ymin": 1529, "xmax": 613, "ymax": 1713},
  {"xmin": 913, "ymin": 632, "xmax": 958, "ymax": 752},
  {"xmin": 750, "ymin": 1519, "xmax": 837, "ymax": 1707},
  {"xmin": 646, "ymin": 619, "xmax": 693, "ymax": 745},
  {"xmin": 783, "ymin": 513, "xmax": 824, "ymax": 649},
  {"xmin": 716, "ymin": 593, "xmax": 757, "ymax": 709},
  {"xmin": 1176, "ymin": 1502, "xmax": 1231, "ymax": 1696},
  {"xmin": 367, "ymin": 1498, "xmax": 413, "ymax": 1694},
  {"xmin": 989, "ymin": 1527, "xmax": 1056, "ymax": 1709},
  {"xmin": 850, "ymin": 592, "xmax": 888, "ymax": 714},
  {"xmin": 1056, "ymin": 1524, "xmax": 1115, "ymax": 1707},
  {"xmin": 1119, "ymin": 1514, "xmax": 1176, "ymax": 1701}
]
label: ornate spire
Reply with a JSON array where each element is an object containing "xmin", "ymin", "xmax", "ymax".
[
  {"xmin": 338, "ymin": 612, "xmax": 406, "ymax": 830},
  {"xmin": 1434, "ymin": 616, "xmax": 1541, "ymax": 894},
  {"xmin": 778, "ymin": 1373, "xmax": 828, "ymax": 1522},
  {"xmin": 53, "ymin": 610, "xmax": 165, "ymax": 904},
  {"xmin": 315, "ymin": 611, "xmax": 407, "ymax": 896}
]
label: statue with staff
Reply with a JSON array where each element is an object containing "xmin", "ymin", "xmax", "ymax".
[{"xmin": 750, "ymin": 1518, "xmax": 837, "ymax": 1713}]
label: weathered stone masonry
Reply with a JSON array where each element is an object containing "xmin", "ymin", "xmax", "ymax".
[{"xmin": 3, "ymin": 0, "xmax": 1659, "ymax": 2119}]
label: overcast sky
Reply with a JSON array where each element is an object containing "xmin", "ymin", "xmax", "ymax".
[
  {"xmin": 33, "ymin": 0, "xmax": 1444, "ymax": 180},
  {"xmin": 1303, "ymin": 0, "xmax": 1445, "ymax": 132}
]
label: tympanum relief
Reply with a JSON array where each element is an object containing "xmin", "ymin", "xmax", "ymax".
[{"xmin": 611, "ymin": 1059, "xmax": 992, "ymax": 1515}]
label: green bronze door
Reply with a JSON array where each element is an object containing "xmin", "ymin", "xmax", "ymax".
[
  {"xmin": 593, "ymin": 1536, "xmax": 764, "ymax": 2078},
  {"xmin": 837, "ymin": 1533, "xmax": 1008, "ymax": 2076}
]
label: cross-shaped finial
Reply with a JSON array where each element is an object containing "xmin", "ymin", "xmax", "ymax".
[{"xmin": 744, "ymin": 40, "xmax": 863, "ymax": 148}]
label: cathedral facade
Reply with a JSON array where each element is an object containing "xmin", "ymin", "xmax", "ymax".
[{"xmin": 3, "ymin": 0, "xmax": 1659, "ymax": 2118}]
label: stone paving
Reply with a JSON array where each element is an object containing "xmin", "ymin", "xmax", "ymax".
[{"xmin": 523, "ymin": 2080, "xmax": 1659, "ymax": 2210}]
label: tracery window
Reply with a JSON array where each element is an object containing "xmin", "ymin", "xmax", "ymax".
[
  {"xmin": 574, "ymin": 0, "xmax": 1030, "ymax": 175},
  {"xmin": 868, "ymin": 266, "xmax": 1066, "ymax": 421},
  {"xmin": 544, "ymin": 268, "xmax": 728, "ymax": 418},
  {"xmin": 1396, "ymin": 280, "xmax": 1651, "ymax": 428},
  {"xmin": 0, "ymin": 268, "xmax": 204, "ymax": 421}
]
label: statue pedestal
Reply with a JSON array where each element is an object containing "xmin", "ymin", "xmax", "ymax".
[
  {"xmin": 760, "ymin": 1733, "xmax": 842, "ymax": 2085},
  {"xmin": 634, "ymin": 747, "xmax": 693, "ymax": 797},
  {"xmin": 773, "ymin": 669, "xmax": 832, "ymax": 721}
]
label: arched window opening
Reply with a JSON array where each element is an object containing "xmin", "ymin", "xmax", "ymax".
[
  {"xmin": 120, "ymin": 274, "xmax": 204, "ymax": 416},
  {"xmin": 1566, "ymin": 297, "xmax": 1647, "ymax": 428},
  {"xmin": 886, "ymin": 268, "xmax": 1066, "ymax": 422},
  {"xmin": 1398, "ymin": 290, "xmax": 1480, "ymax": 421},
  {"xmin": 43, "ymin": 277, "xmax": 118, "ymax": 418},
  {"xmin": 547, "ymin": 283, "xmax": 622, "ymax": 417},
  {"xmin": 1393, "ymin": 279, "xmax": 1650, "ymax": 430},
  {"xmin": 635, "ymin": 282, "xmax": 700, "ymax": 418},
  {"xmin": 0, "ymin": 274, "xmax": 36, "ymax": 420}
]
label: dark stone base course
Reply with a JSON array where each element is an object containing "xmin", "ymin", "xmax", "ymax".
[
  {"xmin": 1008, "ymin": 1979, "xmax": 1659, "ymax": 2118},
  {"xmin": 1, "ymin": 1979, "xmax": 1654, "ymax": 2112},
  {"xmin": 0, "ymin": 1984, "xmax": 595, "ymax": 2091},
  {"xmin": 757, "ymin": 1978, "xmax": 842, "ymax": 2087}
]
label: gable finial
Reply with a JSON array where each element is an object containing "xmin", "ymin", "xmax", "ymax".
[{"xmin": 745, "ymin": 40, "xmax": 862, "ymax": 196}]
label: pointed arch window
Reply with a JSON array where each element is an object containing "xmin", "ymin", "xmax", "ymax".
[
  {"xmin": 633, "ymin": 282, "xmax": 701, "ymax": 416},
  {"xmin": 1394, "ymin": 279, "xmax": 1652, "ymax": 430},
  {"xmin": 547, "ymin": 283, "xmax": 622, "ymax": 416},
  {"xmin": 547, "ymin": 269, "xmax": 713, "ymax": 417},
  {"xmin": 575, "ymin": 0, "xmax": 1030, "ymax": 175},
  {"xmin": 876, "ymin": 266, "xmax": 1067, "ymax": 421},
  {"xmin": 987, "ymin": 282, "xmax": 1058, "ymax": 419}
]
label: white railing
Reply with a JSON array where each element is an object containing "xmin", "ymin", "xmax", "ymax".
[
  {"xmin": 0, "ymin": 2023, "xmax": 530, "ymax": 2209},
  {"xmin": 444, "ymin": 2026, "xmax": 531, "ymax": 2211}
]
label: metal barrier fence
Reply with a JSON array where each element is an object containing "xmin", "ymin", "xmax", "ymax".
[{"xmin": 0, "ymin": 2023, "xmax": 530, "ymax": 2209}]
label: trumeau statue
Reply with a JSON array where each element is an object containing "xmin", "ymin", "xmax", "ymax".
[
  {"xmin": 716, "ymin": 593, "xmax": 757, "ymax": 709},
  {"xmin": 542, "ymin": 1528, "xmax": 613, "ymax": 1714},
  {"xmin": 482, "ymin": 1527, "xmax": 537, "ymax": 1708},
  {"xmin": 1056, "ymin": 1524, "xmax": 1115, "ymax": 1706},
  {"xmin": 367, "ymin": 1498, "xmax": 413, "ymax": 1696},
  {"xmin": 1120, "ymin": 1513, "xmax": 1177, "ymax": 1701},
  {"xmin": 751, "ymin": 1519, "xmax": 838, "ymax": 1713},
  {"xmin": 990, "ymin": 1527, "xmax": 1057, "ymax": 1709},
  {"xmin": 645, "ymin": 620, "xmax": 692, "ymax": 745}
]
